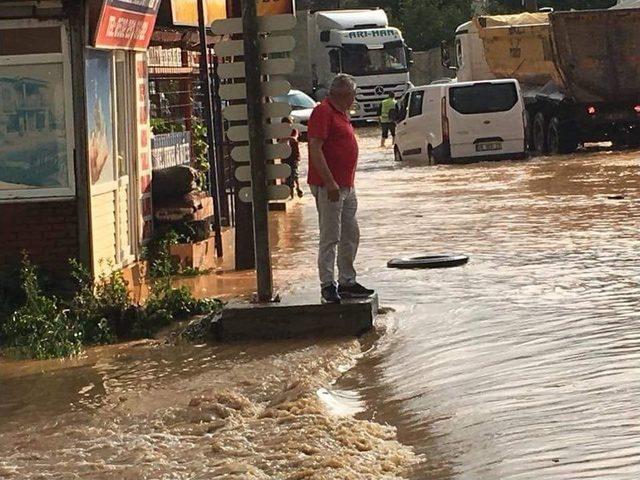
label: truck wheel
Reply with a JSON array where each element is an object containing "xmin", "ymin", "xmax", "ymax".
[
  {"xmin": 548, "ymin": 117, "xmax": 579, "ymax": 154},
  {"xmin": 533, "ymin": 112, "xmax": 548, "ymax": 155},
  {"xmin": 524, "ymin": 110, "xmax": 534, "ymax": 150}
]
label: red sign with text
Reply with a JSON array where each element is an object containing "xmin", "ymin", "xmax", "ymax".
[{"xmin": 94, "ymin": 0, "xmax": 161, "ymax": 51}]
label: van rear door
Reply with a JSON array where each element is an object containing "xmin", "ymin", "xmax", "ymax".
[{"xmin": 446, "ymin": 81, "xmax": 525, "ymax": 159}]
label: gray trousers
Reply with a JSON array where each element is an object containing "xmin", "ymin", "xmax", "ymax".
[{"xmin": 310, "ymin": 185, "xmax": 360, "ymax": 288}]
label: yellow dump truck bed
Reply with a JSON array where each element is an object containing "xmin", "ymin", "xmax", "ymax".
[
  {"xmin": 551, "ymin": 9, "xmax": 640, "ymax": 103},
  {"xmin": 474, "ymin": 12, "xmax": 561, "ymax": 87},
  {"xmin": 475, "ymin": 9, "xmax": 640, "ymax": 103}
]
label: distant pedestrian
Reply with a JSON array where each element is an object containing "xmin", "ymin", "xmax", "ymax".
[
  {"xmin": 307, "ymin": 74, "xmax": 375, "ymax": 304},
  {"xmin": 379, "ymin": 92, "xmax": 397, "ymax": 148},
  {"xmin": 281, "ymin": 117, "xmax": 303, "ymax": 199}
]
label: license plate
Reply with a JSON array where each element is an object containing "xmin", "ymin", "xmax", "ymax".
[
  {"xmin": 476, "ymin": 142, "xmax": 502, "ymax": 152},
  {"xmin": 604, "ymin": 112, "xmax": 629, "ymax": 121}
]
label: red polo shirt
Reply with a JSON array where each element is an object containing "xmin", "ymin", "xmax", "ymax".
[{"xmin": 307, "ymin": 99, "xmax": 359, "ymax": 188}]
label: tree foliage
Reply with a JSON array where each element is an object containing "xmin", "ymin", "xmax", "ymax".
[
  {"xmin": 399, "ymin": 0, "xmax": 473, "ymax": 52},
  {"xmin": 484, "ymin": 0, "xmax": 616, "ymax": 14}
]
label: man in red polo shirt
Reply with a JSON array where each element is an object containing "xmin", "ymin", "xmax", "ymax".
[{"xmin": 307, "ymin": 74, "xmax": 375, "ymax": 304}]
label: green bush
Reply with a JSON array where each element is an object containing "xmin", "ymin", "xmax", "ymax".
[
  {"xmin": 2, "ymin": 256, "xmax": 82, "ymax": 360},
  {"xmin": 143, "ymin": 230, "xmax": 181, "ymax": 279},
  {"xmin": 150, "ymin": 118, "xmax": 185, "ymax": 135},
  {"xmin": 67, "ymin": 260, "xmax": 131, "ymax": 345},
  {"xmin": 191, "ymin": 119, "xmax": 210, "ymax": 189},
  {"xmin": 1, "ymin": 254, "xmax": 223, "ymax": 360},
  {"xmin": 142, "ymin": 230, "xmax": 214, "ymax": 279},
  {"xmin": 132, "ymin": 281, "xmax": 223, "ymax": 338}
]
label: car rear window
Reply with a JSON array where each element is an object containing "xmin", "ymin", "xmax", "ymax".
[{"xmin": 449, "ymin": 83, "xmax": 518, "ymax": 115}]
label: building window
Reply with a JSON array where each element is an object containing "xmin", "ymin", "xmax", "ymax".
[{"xmin": 0, "ymin": 20, "xmax": 75, "ymax": 200}]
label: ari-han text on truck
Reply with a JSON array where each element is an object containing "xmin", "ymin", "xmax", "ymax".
[{"xmin": 308, "ymin": 9, "xmax": 413, "ymax": 121}]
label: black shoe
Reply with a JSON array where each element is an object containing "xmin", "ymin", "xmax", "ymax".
[
  {"xmin": 321, "ymin": 284, "xmax": 341, "ymax": 304},
  {"xmin": 338, "ymin": 282, "xmax": 375, "ymax": 299},
  {"xmin": 296, "ymin": 188, "xmax": 304, "ymax": 198}
]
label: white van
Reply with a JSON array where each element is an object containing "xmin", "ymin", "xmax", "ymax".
[{"xmin": 394, "ymin": 79, "xmax": 526, "ymax": 164}]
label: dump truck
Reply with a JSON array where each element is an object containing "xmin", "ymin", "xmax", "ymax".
[
  {"xmin": 307, "ymin": 9, "xmax": 412, "ymax": 121},
  {"xmin": 445, "ymin": 9, "xmax": 640, "ymax": 153}
]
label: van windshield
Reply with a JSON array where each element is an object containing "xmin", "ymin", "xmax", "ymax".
[{"xmin": 449, "ymin": 83, "xmax": 518, "ymax": 114}]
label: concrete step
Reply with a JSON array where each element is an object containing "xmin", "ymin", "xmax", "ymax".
[{"xmin": 214, "ymin": 293, "xmax": 378, "ymax": 341}]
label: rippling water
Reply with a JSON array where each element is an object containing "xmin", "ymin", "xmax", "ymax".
[
  {"xmin": 335, "ymin": 131, "xmax": 640, "ymax": 479},
  {"xmin": 1, "ymin": 129, "xmax": 638, "ymax": 479}
]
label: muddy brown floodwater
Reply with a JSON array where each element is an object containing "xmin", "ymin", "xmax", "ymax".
[{"xmin": 1, "ymin": 128, "xmax": 639, "ymax": 479}]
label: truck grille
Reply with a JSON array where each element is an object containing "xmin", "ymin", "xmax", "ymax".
[
  {"xmin": 353, "ymin": 83, "xmax": 408, "ymax": 119},
  {"xmin": 356, "ymin": 83, "xmax": 407, "ymax": 102}
]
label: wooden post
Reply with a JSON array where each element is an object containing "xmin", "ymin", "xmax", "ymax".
[
  {"xmin": 68, "ymin": 1, "xmax": 92, "ymax": 270},
  {"xmin": 242, "ymin": 0, "xmax": 274, "ymax": 302},
  {"xmin": 523, "ymin": 0, "xmax": 539, "ymax": 12},
  {"xmin": 197, "ymin": 0, "xmax": 224, "ymax": 257}
]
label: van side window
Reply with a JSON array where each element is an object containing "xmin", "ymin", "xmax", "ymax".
[
  {"xmin": 397, "ymin": 93, "xmax": 410, "ymax": 121},
  {"xmin": 408, "ymin": 90, "xmax": 424, "ymax": 117}
]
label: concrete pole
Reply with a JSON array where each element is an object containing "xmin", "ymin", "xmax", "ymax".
[{"xmin": 242, "ymin": 0, "xmax": 274, "ymax": 302}]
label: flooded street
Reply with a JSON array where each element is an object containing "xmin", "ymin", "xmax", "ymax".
[
  {"xmin": 0, "ymin": 337, "xmax": 416, "ymax": 479},
  {"xmin": 337, "ymin": 130, "xmax": 640, "ymax": 479},
  {"xmin": 1, "ymin": 128, "xmax": 639, "ymax": 479}
]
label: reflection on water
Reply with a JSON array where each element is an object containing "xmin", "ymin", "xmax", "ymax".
[{"xmin": 1, "ymin": 128, "xmax": 639, "ymax": 479}]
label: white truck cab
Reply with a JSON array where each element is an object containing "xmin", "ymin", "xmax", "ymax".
[
  {"xmin": 308, "ymin": 9, "xmax": 412, "ymax": 121},
  {"xmin": 451, "ymin": 20, "xmax": 495, "ymax": 83}
]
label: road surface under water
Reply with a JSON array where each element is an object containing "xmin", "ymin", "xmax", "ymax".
[
  {"xmin": 1, "ymin": 128, "xmax": 639, "ymax": 479},
  {"xmin": 335, "ymin": 130, "xmax": 640, "ymax": 479}
]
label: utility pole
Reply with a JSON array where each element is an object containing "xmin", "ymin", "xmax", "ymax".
[
  {"xmin": 241, "ymin": 0, "xmax": 274, "ymax": 302},
  {"xmin": 523, "ymin": 0, "xmax": 539, "ymax": 12}
]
